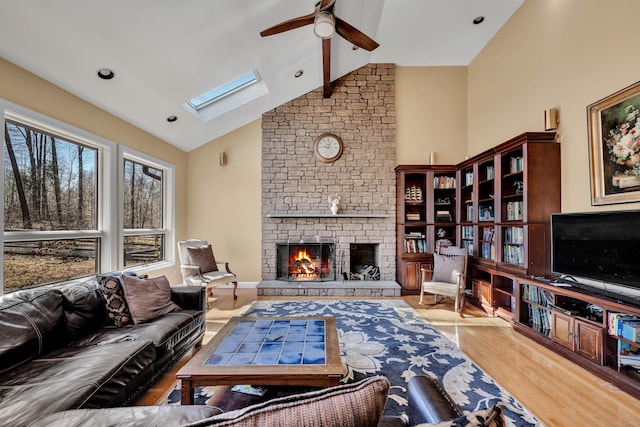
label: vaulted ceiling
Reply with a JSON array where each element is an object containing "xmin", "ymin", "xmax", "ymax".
[{"xmin": 0, "ymin": 0, "xmax": 524, "ymax": 152}]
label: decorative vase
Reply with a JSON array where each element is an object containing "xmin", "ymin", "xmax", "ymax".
[{"xmin": 331, "ymin": 204, "xmax": 339, "ymax": 215}]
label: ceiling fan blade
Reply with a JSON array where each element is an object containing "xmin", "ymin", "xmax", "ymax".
[
  {"xmin": 322, "ymin": 38, "xmax": 331, "ymax": 98},
  {"xmin": 319, "ymin": 0, "xmax": 336, "ymax": 11},
  {"xmin": 260, "ymin": 14, "xmax": 316, "ymax": 37},
  {"xmin": 335, "ymin": 17, "xmax": 379, "ymax": 51}
]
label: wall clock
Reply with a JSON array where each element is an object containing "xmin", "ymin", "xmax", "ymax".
[{"xmin": 314, "ymin": 133, "xmax": 343, "ymax": 163}]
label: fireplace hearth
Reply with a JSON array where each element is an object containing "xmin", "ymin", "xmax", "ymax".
[{"xmin": 276, "ymin": 241, "xmax": 335, "ymax": 282}]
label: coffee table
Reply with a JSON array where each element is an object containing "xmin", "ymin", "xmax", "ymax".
[{"xmin": 176, "ymin": 316, "xmax": 344, "ymax": 404}]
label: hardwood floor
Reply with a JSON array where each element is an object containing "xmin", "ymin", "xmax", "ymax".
[{"xmin": 136, "ymin": 288, "xmax": 640, "ymax": 426}]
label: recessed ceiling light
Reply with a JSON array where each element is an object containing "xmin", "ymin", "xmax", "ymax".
[
  {"xmin": 473, "ymin": 16, "xmax": 485, "ymax": 25},
  {"xmin": 294, "ymin": 70, "xmax": 304, "ymax": 78},
  {"xmin": 167, "ymin": 115, "xmax": 178, "ymax": 122},
  {"xmin": 96, "ymin": 68, "xmax": 115, "ymax": 80}
]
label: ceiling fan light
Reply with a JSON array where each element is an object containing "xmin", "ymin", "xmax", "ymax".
[{"xmin": 313, "ymin": 11, "xmax": 335, "ymax": 39}]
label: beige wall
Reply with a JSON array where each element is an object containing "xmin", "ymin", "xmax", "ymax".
[
  {"xmin": 468, "ymin": 0, "xmax": 640, "ymax": 213},
  {"xmin": 396, "ymin": 67, "xmax": 468, "ymax": 165},
  {"xmin": 0, "ymin": 58, "xmax": 188, "ymax": 284},
  {"xmin": 185, "ymin": 119, "xmax": 262, "ymax": 282}
]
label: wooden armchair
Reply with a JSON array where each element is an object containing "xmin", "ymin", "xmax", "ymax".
[
  {"xmin": 177, "ymin": 239, "xmax": 237, "ymax": 304},
  {"xmin": 419, "ymin": 246, "xmax": 468, "ymax": 312}
]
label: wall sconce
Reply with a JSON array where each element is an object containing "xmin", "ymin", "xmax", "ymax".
[
  {"xmin": 544, "ymin": 108, "xmax": 559, "ymax": 131},
  {"xmin": 219, "ymin": 152, "xmax": 227, "ymax": 166}
]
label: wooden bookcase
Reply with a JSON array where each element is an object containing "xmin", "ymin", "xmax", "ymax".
[
  {"xmin": 396, "ymin": 132, "xmax": 640, "ymax": 396},
  {"xmin": 395, "ymin": 165, "xmax": 456, "ymax": 294},
  {"xmin": 516, "ymin": 277, "xmax": 640, "ymax": 398},
  {"xmin": 456, "ymin": 132, "xmax": 560, "ymax": 319}
]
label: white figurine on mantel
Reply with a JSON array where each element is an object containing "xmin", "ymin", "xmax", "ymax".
[{"xmin": 328, "ymin": 194, "xmax": 340, "ymax": 215}]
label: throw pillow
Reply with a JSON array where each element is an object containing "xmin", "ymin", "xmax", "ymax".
[
  {"xmin": 187, "ymin": 244, "xmax": 218, "ymax": 273},
  {"xmin": 120, "ymin": 275, "xmax": 181, "ymax": 324},
  {"xmin": 97, "ymin": 273, "xmax": 132, "ymax": 327},
  {"xmin": 432, "ymin": 254, "xmax": 465, "ymax": 283},
  {"xmin": 182, "ymin": 376, "xmax": 391, "ymax": 427},
  {"xmin": 418, "ymin": 404, "xmax": 505, "ymax": 427}
]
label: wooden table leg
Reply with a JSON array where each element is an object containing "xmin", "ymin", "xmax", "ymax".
[{"xmin": 181, "ymin": 379, "xmax": 194, "ymax": 405}]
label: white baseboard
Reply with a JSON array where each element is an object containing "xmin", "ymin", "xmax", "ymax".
[{"xmin": 217, "ymin": 282, "xmax": 258, "ymax": 289}]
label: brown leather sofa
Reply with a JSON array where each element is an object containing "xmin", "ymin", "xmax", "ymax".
[
  {"xmin": 0, "ymin": 275, "xmax": 206, "ymax": 427},
  {"xmin": 28, "ymin": 375, "xmax": 464, "ymax": 426}
]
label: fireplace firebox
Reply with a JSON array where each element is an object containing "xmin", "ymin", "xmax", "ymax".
[{"xmin": 276, "ymin": 241, "xmax": 335, "ymax": 282}]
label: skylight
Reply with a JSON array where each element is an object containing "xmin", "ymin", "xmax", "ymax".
[{"xmin": 188, "ymin": 71, "xmax": 259, "ymax": 110}]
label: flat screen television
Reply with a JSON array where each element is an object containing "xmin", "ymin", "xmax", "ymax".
[{"xmin": 551, "ymin": 210, "xmax": 640, "ymax": 305}]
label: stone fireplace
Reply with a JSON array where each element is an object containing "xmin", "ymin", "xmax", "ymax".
[{"xmin": 260, "ymin": 64, "xmax": 397, "ymax": 286}]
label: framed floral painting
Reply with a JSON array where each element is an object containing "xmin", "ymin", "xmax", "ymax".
[{"xmin": 588, "ymin": 80, "xmax": 640, "ymax": 205}]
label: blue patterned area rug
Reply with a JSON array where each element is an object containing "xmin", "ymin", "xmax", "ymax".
[{"xmin": 167, "ymin": 299, "xmax": 541, "ymax": 426}]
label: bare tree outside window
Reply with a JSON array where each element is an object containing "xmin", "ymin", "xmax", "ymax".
[
  {"xmin": 123, "ymin": 158, "xmax": 165, "ymax": 267},
  {"xmin": 3, "ymin": 120, "xmax": 98, "ymax": 291}
]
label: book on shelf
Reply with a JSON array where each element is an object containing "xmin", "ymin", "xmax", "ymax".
[
  {"xmin": 510, "ymin": 156, "xmax": 523, "ymax": 173},
  {"xmin": 618, "ymin": 341, "xmax": 640, "ymax": 369},
  {"xmin": 404, "ymin": 238, "xmax": 426, "ymax": 254},
  {"xmin": 506, "ymin": 201, "xmax": 524, "ymax": 220},
  {"xmin": 466, "ymin": 205, "xmax": 473, "ymax": 222},
  {"xmin": 435, "ymin": 210, "xmax": 452, "ymax": 222},
  {"xmin": 462, "ymin": 240, "xmax": 473, "ymax": 255},
  {"xmin": 433, "ymin": 176, "xmax": 456, "ymax": 189},
  {"xmin": 528, "ymin": 305, "xmax": 552, "ymax": 338},
  {"xmin": 482, "ymin": 227, "xmax": 495, "ymax": 241},
  {"xmin": 481, "ymin": 242, "xmax": 496, "ymax": 260},
  {"xmin": 609, "ymin": 313, "xmax": 639, "ymax": 335},
  {"xmin": 486, "ymin": 165, "xmax": 495, "ymax": 180},
  {"xmin": 465, "ymin": 171, "xmax": 473, "ymax": 186},
  {"xmin": 462, "ymin": 226, "xmax": 473, "ymax": 239},
  {"xmin": 504, "ymin": 226, "xmax": 524, "ymax": 244},
  {"xmin": 503, "ymin": 244, "xmax": 524, "ymax": 266},
  {"xmin": 406, "ymin": 213, "xmax": 421, "ymax": 221}
]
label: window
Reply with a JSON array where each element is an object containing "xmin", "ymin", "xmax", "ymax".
[
  {"xmin": 188, "ymin": 71, "xmax": 259, "ymax": 110},
  {"xmin": 2, "ymin": 107, "xmax": 114, "ymax": 293},
  {"xmin": 182, "ymin": 70, "xmax": 268, "ymax": 123},
  {"xmin": 120, "ymin": 148, "xmax": 174, "ymax": 270},
  {"xmin": 1, "ymin": 100, "xmax": 175, "ymax": 295}
]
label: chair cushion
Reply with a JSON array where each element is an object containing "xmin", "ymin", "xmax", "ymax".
[
  {"xmin": 97, "ymin": 273, "xmax": 132, "ymax": 327},
  {"xmin": 431, "ymin": 254, "xmax": 465, "ymax": 283},
  {"xmin": 182, "ymin": 376, "xmax": 390, "ymax": 427},
  {"xmin": 187, "ymin": 244, "xmax": 219, "ymax": 273},
  {"xmin": 121, "ymin": 275, "xmax": 181, "ymax": 324}
]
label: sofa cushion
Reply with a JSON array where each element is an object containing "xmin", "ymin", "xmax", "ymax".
[
  {"xmin": 29, "ymin": 406, "xmax": 223, "ymax": 427},
  {"xmin": 182, "ymin": 375, "xmax": 390, "ymax": 427},
  {"xmin": 121, "ymin": 275, "xmax": 181, "ymax": 324},
  {"xmin": 70, "ymin": 310, "xmax": 204, "ymax": 360},
  {"xmin": 0, "ymin": 287, "xmax": 66, "ymax": 375},
  {"xmin": 0, "ymin": 339, "xmax": 156, "ymax": 427},
  {"xmin": 58, "ymin": 278, "xmax": 109, "ymax": 340},
  {"xmin": 187, "ymin": 244, "xmax": 218, "ymax": 273},
  {"xmin": 97, "ymin": 273, "xmax": 132, "ymax": 327}
]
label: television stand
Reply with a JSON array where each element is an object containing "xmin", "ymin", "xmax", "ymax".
[{"xmin": 514, "ymin": 276, "xmax": 640, "ymax": 399}]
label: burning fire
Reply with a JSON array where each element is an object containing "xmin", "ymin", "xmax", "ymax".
[{"xmin": 290, "ymin": 248, "xmax": 318, "ymax": 280}]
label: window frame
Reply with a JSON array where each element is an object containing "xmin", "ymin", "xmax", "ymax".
[{"xmin": 118, "ymin": 145, "xmax": 175, "ymax": 274}]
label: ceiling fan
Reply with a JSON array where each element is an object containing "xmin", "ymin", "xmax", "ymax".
[{"xmin": 260, "ymin": 0, "xmax": 379, "ymax": 98}]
